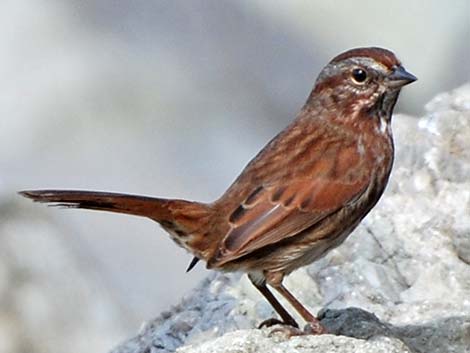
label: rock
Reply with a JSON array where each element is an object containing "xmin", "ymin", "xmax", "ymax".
[
  {"xmin": 320, "ymin": 308, "xmax": 470, "ymax": 353},
  {"xmin": 177, "ymin": 329, "xmax": 412, "ymax": 353},
  {"xmin": 110, "ymin": 84, "xmax": 470, "ymax": 353}
]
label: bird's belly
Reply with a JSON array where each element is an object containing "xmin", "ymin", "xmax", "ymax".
[{"xmin": 281, "ymin": 216, "xmax": 363, "ymax": 274}]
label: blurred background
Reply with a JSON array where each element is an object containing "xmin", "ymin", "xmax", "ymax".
[{"xmin": 0, "ymin": 1, "xmax": 469, "ymax": 352}]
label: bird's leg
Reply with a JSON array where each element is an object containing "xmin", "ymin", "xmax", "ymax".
[
  {"xmin": 272, "ymin": 282, "xmax": 327, "ymax": 334},
  {"xmin": 248, "ymin": 274, "xmax": 299, "ymax": 328}
]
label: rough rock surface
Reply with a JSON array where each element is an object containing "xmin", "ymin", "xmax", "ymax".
[
  {"xmin": 177, "ymin": 329, "xmax": 412, "ymax": 353},
  {"xmin": 111, "ymin": 84, "xmax": 470, "ymax": 353}
]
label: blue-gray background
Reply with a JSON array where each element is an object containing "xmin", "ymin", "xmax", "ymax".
[{"xmin": 1, "ymin": 1, "xmax": 469, "ymax": 352}]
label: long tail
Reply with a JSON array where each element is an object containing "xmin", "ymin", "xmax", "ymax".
[
  {"xmin": 20, "ymin": 190, "xmax": 183, "ymax": 220},
  {"xmin": 19, "ymin": 189, "xmax": 215, "ymax": 265}
]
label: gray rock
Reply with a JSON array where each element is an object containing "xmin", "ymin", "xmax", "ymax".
[
  {"xmin": 111, "ymin": 84, "xmax": 470, "ymax": 353},
  {"xmin": 177, "ymin": 329, "xmax": 412, "ymax": 353},
  {"xmin": 320, "ymin": 308, "xmax": 470, "ymax": 353}
]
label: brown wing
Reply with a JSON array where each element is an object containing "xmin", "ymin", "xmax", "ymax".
[{"xmin": 211, "ymin": 143, "xmax": 370, "ymax": 267}]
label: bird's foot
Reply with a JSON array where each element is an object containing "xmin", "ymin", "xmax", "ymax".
[
  {"xmin": 258, "ymin": 317, "xmax": 298, "ymax": 329},
  {"xmin": 303, "ymin": 320, "xmax": 328, "ymax": 335},
  {"xmin": 267, "ymin": 321, "xmax": 328, "ymax": 337}
]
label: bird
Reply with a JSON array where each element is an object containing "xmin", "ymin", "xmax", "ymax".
[{"xmin": 20, "ymin": 47, "xmax": 416, "ymax": 334}]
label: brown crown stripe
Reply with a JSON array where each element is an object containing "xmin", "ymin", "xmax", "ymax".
[{"xmin": 330, "ymin": 47, "xmax": 400, "ymax": 70}]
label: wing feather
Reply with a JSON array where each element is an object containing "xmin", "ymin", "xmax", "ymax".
[{"xmin": 212, "ymin": 142, "xmax": 369, "ymax": 266}]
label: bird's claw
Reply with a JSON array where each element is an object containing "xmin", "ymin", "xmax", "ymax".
[
  {"xmin": 265, "ymin": 320, "xmax": 328, "ymax": 337},
  {"xmin": 303, "ymin": 321, "xmax": 328, "ymax": 335},
  {"xmin": 258, "ymin": 318, "xmax": 295, "ymax": 329}
]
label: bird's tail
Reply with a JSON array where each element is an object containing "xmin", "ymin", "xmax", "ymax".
[{"xmin": 19, "ymin": 190, "xmax": 215, "ymax": 264}]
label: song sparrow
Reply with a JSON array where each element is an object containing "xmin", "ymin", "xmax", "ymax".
[{"xmin": 20, "ymin": 47, "xmax": 416, "ymax": 334}]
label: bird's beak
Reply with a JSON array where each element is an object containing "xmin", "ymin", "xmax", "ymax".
[{"xmin": 387, "ymin": 65, "xmax": 417, "ymax": 88}]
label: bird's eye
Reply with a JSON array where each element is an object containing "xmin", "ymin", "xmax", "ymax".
[{"xmin": 351, "ymin": 68, "xmax": 368, "ymax": 84}]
